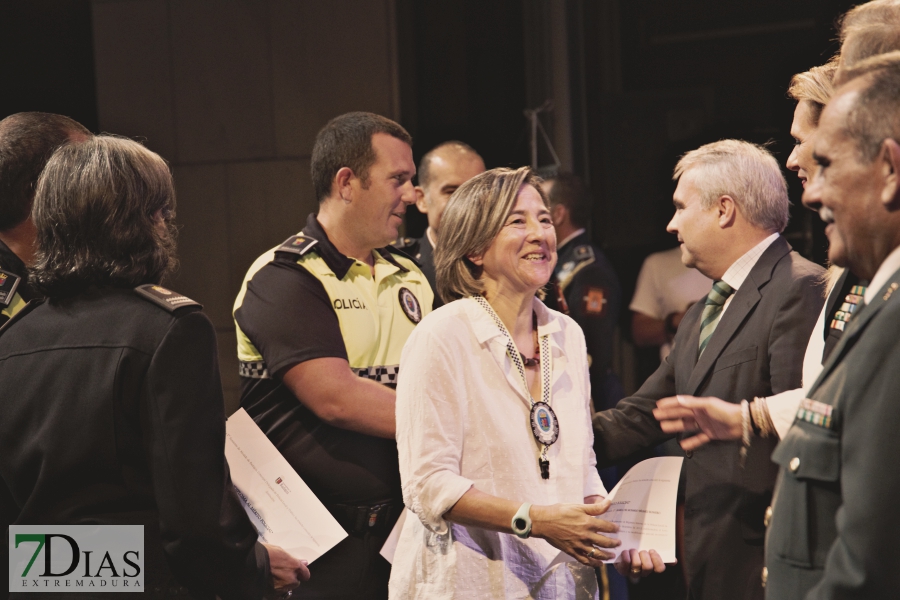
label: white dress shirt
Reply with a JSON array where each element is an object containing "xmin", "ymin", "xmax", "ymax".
[
  {"xmin": 390, "ymin": 296, "xmax": 606, "ymax": 600},
  {"xmin": 719, "ymin": 232, "xmax": 780, "ymax": 318}
]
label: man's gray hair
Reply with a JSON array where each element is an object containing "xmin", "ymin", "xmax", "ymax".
[
  {"xmin": 673, "ymin": 139, "xmax": 790, "ymax": 233},
  {"xmin": 834, "ymin": 51, "xmax": 900, "ymax": 163}
]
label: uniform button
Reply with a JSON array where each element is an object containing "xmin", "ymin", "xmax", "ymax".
[
  {"xmin": 764, "ymin": 506, "xmax": 773, "ymax": 527},
  {"xmin": 789, "ymin": 457, "xmax": 800, "ymax": 472},
  {"xmin": 761, "ymin": 567, "xmax": 768, "ymax": 587},
  {"xmin": 685, "ymin": 450, "xmax": 693, "ymax": 458}
]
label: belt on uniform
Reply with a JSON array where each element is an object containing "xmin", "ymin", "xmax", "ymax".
[{"xmin": 327, "ymin": 500, "xmax": 402, "ymax": 537}]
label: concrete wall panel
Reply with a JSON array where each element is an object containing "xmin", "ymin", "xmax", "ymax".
[{"xmin": 92, "ymin": 0, "xmax": 177, "ymax": 158}]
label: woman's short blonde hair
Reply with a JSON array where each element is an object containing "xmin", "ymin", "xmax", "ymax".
[
  {"xmin": 435, "ymin": 166, "xmax": 546, "ymax": 304},
  {"xmin": 787, "ymin": 60, "xmax": 838, "ymax": 127}
]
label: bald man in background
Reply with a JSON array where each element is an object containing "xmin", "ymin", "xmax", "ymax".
[{"xmin": 396, "ymin": 141, "xmax": 484, "ymax": 308}]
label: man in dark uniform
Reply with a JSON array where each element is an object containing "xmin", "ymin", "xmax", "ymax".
[
  {"xmin": 0, "ymin": 135, "xmax": 308, "ymax": 598},
  {"xmin": 539, "ymin": 172, "xmax": 623, "ymax": 412},
  {"xmin": 233, "ymin": 112, "xmax": 432, "ymax": 599},
  {"xmin": 395, "ymin": 140, "xmax": 484, "ymax": 308},
  {"xmin": 0, "ymin": 112, "xmax": 91, "ymax": 324},
  {"xmin": 764, "ymin": 53, "xmax": 900, "ymax": 599}
]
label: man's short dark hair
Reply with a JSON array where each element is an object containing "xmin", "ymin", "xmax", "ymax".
[
  {"xmin": 0, "ymin": 112, "xmax": 91, "ymax": 230},
  {"xmin": 544, "ymin": 172, "xmax": 593, "ymax": 229},
  {"xmin": 310, "ymin": 112, "xmax": 412, "ymax": 202},
  {"xmin": 30, "ymin": 136, "xmax": 177, "ymax": 299},
  {"xmin": 417, "ymin": 141, "xmax": 481, "ymax": 189},
  {"xmin": 835, "ymin": 51, "xmax": 900, "ymax": 163}
]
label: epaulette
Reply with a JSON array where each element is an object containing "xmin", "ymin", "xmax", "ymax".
[
  {"xmin": 0, "ymin": 269, "xmax": 22, "ymax": 308},
  {"xmin": 384, "ymin": 244, "xmax": 423, "ymax": 269},
  {"xmin": 274, "ymin": 234, "xmax": 318, "ymax": 258},
  {"xmin": 572, "ymin": 244, "xmax": 595, "ymax": 263},
  {"xmin": 393, "ymin": 236, "xmax": 418, "ymax": 250},
  {"xmin": 134, "ymin": 284, "xmax": 202, "ymax": 313},
  {"xmin": 0, "ymin": 298, "xmax": 42, "ymax": 336}
]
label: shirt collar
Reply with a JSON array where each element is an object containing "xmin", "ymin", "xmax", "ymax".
[
  {"xmin": 864, "ymin": 244, "xmax": 900, "ymax": 304},
  {"xmin": 557, "ymin": 228, "xmax": 586, "ymax": 251},
  {"xmin": 301, "ymin": 213, "xmax": 408, "ymax": 279},
  {"xmin": 468, "ymin": 296, "xmax": 563, "ymax": 345},
  {"xmin": 720, "ymin": 232, "xmax": 779, "ymax": 291}
]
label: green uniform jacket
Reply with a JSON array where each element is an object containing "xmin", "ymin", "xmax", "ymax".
[{"xmin": 767, "ymin": 264, "xmax": 900, "ymax": 599}]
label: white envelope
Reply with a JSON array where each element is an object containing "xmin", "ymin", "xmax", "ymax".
[{"xmin": 225, "ymin": 408, "xmax": 348, "ymax": 563}]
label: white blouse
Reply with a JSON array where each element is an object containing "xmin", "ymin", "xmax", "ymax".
[{"xmin": 389, "ymin": 296, "xmax": 607, "ymax": 600}]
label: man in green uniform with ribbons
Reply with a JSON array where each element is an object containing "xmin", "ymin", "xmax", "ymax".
[{"xmin": 233, "ymin": 112, "xmax": 432, "ymax": 600}]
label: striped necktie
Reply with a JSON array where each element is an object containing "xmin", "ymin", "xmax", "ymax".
[{"xmin": 698, "ymin": 280, "xmax": 735, "ymax": 356}]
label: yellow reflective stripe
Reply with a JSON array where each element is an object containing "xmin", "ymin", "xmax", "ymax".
[{"xmin": 1, "ymin": 292, "xmax": 26, "ymax": 321}]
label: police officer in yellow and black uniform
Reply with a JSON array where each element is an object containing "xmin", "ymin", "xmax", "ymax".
[{"xmin": 234, "ymin": 112, "xmax": 431, "ymax": 600}]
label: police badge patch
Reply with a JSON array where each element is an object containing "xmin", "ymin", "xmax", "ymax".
[{"xmin": 398, "ymin": 287, "xmax": 422, "ymax": 323}]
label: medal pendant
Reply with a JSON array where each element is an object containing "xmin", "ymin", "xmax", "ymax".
[{"xmin": 530, "ymin": 401, "xmax": 559, "ymax": 446}]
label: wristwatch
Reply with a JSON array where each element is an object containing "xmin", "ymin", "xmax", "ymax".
[{"xmin": 511, "ymin": 502, "xmax": 533, "ymax": 539}]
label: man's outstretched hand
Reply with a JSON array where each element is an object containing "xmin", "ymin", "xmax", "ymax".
[{"xmin": 653, "ymin": 395, "xmax": 742, "ymax": 451}]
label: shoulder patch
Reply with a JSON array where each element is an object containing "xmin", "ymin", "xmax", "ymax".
[
  {"xmin": 0, "ymin": 269, "xmax": 22, "ymax": 308},
  {"xmin": 573, "ymin": 245, "xmax": 595, "ymax": 262},
  {"xmin": 275, "ymin": 235, "xmax": 318, "ymax": 257},
  {"xmin": 134, "ymin": 284, "xmax": 202, "ymax": 313},
  {"xmin": 583, "ymin": 286, "xmax": 608, "ymax": 316}
]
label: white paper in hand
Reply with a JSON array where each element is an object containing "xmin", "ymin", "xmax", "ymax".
[
  {"xmin": 601, "ymin": 456, "xmax": 683, "ymax": 563},
  {"xmin": 225, "ymin": 408, "xmax": 347, "ymax": 563},
  {"xmin": 549, "ymin": 456, "xmax": 683, "ymax": 569}
]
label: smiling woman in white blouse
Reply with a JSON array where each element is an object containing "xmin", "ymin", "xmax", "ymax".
[{"xmin": 389, "ymin": 167, "xmax": 661, "ymax": 600}]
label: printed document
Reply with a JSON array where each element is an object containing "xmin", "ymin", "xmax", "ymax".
[
  {"xmin": 550, "ymin": 456, "xmax": 683, "ymax": 568},
  {"xmin": 225, "ymin": 408, "xmax": 347, "ymax": 563}
]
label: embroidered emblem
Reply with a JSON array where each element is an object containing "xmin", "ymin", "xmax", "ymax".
[
  {"xmin": 573, "ymin": 245, "xmax": 594, "ymax": 260},
  {"xmin": 796, "ymin": 398, "xmax": 835, "ymax": 430},
  {"xmin": 0, "ymin": 269, "xmax": 21, "ymax": 308},
  {"xmin": 583, "ymin": 287, "xmax": 607, "ymax": 316},
  {"xmin": 277, "ymin": 235, "xmax": 318, "ymax": 256},
  {"xmin": 398, "ymin": 287, "xmax": 422, "ymax": 323}
]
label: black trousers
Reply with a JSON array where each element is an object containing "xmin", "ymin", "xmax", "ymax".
[{"xmin": 294, "ymin": 531, "xmax": 391, "ymax": 600}]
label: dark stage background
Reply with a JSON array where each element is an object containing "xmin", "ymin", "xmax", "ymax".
[{"xmin": 2, "ymin": 0, "xmax": 857, "ymax": 401}]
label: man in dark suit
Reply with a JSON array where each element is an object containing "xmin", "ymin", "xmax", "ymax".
[
  {"xmin": 765, "ymin": 53, "xmax": 900, "ymax": 599},
  {"xmin": 396, "ymin": 141, "xmax": 484, "ymax": 308},
  {"xmin": 592, "ymin": 139, "xmax": 825, "ymax": 600}
]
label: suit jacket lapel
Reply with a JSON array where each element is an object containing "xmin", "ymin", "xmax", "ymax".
[
  {"xmin": 686, "ymin": 237, "xmax": 791, "ymax": 394},
  {"xmin": 808, "ymin": 266, "xmax": 900, "ymax": 396}
]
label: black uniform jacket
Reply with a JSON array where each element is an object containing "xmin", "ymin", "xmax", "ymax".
[
  {"xmin": 543, "ymin": 231, "xmax": 623, "ymax": 410},
  {"xmin": 0, "ymin": 287, "xmax": 270, "ymax": 599},
  {"xmin": 766, "ymin": 265, "xmax": 900, "ymax": 599},
  {"xmin": 592, "ymin": 236, "xmax": 825, "ymax": 600}
]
